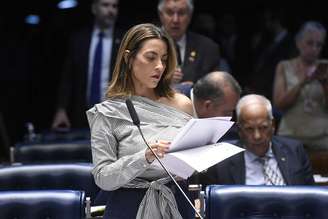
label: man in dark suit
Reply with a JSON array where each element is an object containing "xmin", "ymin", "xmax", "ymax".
[
  {"xmin": 247, "ymin": 9, "xmax": 295, "ymax": 101},
  {"xmin": 52, "ymin": 0, "xmax": 123, "ymax": 130},
  {"xmin": 202, "ymin": 94, "xmax": 314, "ymax": 186},
  {"xmin": 157, "ymin": 0, "xmax": 221, "ymax": 86}
]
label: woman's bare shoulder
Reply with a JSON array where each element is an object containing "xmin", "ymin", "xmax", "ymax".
[
  {"xmin": 171, "ymin": 92, "xmax": 193, "ymax": 115},
  {"xmin": 159, "ymin": 92, "xmax": 193, "ymax": 116}
]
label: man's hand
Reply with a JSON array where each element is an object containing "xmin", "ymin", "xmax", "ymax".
[{"xmin": 171, "ymin": 67, "xmax": 184, "ymax": 84}]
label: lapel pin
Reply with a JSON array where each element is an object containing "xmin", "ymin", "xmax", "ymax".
[
  {"xmin": 188, "ymin": 50, "xmax": 197, "ymax": 62},
  {"xmin": 281, "ymin": 157, "xmax": 286, "ymax": 162}
]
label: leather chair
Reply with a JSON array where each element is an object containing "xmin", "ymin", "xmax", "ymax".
[
  {"xmin": 0, "ymin": 190, "xmax": 85, "ymax": 219},
  {"xmin": 10, "ymin": 140, "xmax": 92, "ymax": 164},
  {"xmin": 205, "ymin": 185, "xmax": 328, "ymax": 219},
  {"xmin": 0, "ymin": 163, "xmax": 99, "ymax": 204}
]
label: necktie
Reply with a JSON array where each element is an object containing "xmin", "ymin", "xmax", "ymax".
[
  {"xmin": 175, "ymin": 43, "xmax": 182, "ymax": 66},
  {"xmin": 259, "ymin": 156, "xmax": 285, "ymax": 186},
  {"xmin": 89, "ymin": 31, "xmax": 104, "ymax": 106}
]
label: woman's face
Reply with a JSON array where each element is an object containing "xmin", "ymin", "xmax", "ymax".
[
  {"xmin": 297, "ymin": 30, "xmax": 325, "ymax": 63},
  {"xmin": 131, "ymin": 38, "xmax": 168, "ymax": 94}
]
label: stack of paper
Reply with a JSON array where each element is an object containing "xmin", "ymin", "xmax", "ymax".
[{"xmin": 153, "ymin": 117, "xmax": 244, "ymax": 179}]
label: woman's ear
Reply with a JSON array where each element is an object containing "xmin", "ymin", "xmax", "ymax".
[{"xmin": 124, "ymin": 50, "xmax": 130, "ymax": 63}]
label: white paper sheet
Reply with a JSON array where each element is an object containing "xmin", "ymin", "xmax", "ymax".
[
  {"xmin": 153, "ymin": 117, "xmax": 244, "ymax": 179},
  {"xmin": 169, "ymin": 117, "xmax": 234, "ymax": 152},
  {"xmin": 162, "ymin": 142, "xmax": 244, "ymax": 179}
]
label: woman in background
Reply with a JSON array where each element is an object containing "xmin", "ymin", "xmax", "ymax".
[{"xmin": 273, "ymin": 21, "xmax": 328, "ymax": 150}]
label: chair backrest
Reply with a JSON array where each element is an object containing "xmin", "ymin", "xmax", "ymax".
[
  {"xmin": 0, "ymin": 112, "xmax": 10, "ymax": 161},
  {"xmin": 11, "ymin": 140, "xmax": 92, "ymax": 164},
  {"xmin": 206, "ymin": 185, "xmax": 328, "ymax": 219},
  {"xmin": 0, "ymin": 163, "xmax": 99, "ymax": 203},
  {"xmin": 0, "ymin": 190, "xmax": 85, "ymax": 219}
]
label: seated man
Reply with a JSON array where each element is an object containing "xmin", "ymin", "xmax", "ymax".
[
  {"xmin": 192, "ymin": 71, "xmax": 241, "ymax": 118},
  {"xmin": 202, "ymin": 94, "xmax": 314, "ymax": 186},
  {"xmin": 192, "ymin": 71, "xmax": 241, "ymax": 141},
  {"xmin": 188, "ymin": 71, "xmax": 241, "ymax": 185}
]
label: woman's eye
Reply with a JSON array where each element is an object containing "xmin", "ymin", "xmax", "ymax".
[{"xmin": 146, "ymin": 55, "xmax": 156, "ymax": 61}]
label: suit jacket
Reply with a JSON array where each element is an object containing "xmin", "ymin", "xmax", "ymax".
[
  {"xmin": 202, "ymin": 136, "xmax": 314, "ymax": 186},
  {"xmin": 248, "ymin": 33, "xmax": 295, "ymax": 100},
  {"xmin": 181, "ymin": 31, "xmax": 221, "ymax": 83},
  {"xmin": 56, "ymin": 25, "xmax": 124, "ymax": 128}
]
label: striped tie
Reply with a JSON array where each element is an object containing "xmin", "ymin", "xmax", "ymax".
[{"xmin": 259, "ymin": 156, "xmax": 285, "ymax": 186}]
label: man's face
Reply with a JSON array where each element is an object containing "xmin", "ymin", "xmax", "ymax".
[
  {"xmin": 92, "ymin": 0, "xmax": 119, "ymax": 28},
  {"xmin": 238, "ymin": 103, "xmax": 275, "ymax": 157},
  {"xmin": 159, "ymin": 0, "xmax": 192, "ymax": 41}
]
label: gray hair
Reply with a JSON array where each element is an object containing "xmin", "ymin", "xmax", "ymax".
[
  {"xmin": 193, "ymin": 71, "xmax": 241, "ymax": 106},
  {"xmin": 236, "ymin": 94, "xmax": 273, "ymax": 121},
  {"xmin": 295, "ymin": 21, "xmax": 326, "ymax": 43},
  {"xmin": 158, "ymin": 0, "xmax": 194, "ymax": 14}
]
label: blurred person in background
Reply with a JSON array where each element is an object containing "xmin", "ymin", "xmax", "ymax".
[
  {"xmin": 158, "ymin": 0, "xmax": 221, "ymax": 91},
  {"xmin": 52, "ymin": 0, "xmax": 124, "ymax": 131},
  {"xmin": 273, "ymin": 21, "xmax": 328, "ymax": 150}
]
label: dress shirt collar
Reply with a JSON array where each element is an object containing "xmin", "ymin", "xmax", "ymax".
[
  {"xmin": 245, "ymin": 142, "xmax": 273, "ymax": 163},
  {"xmin": 175, "ymin": 34, "xmax": 186, "ymax": 49},
  {"xmin": 93, "ymin": 25, "xmax": 113, "ymax": 38},
  {"xmin": 190, "ymin": 88, "xmax": 198, "ymax": 118}
]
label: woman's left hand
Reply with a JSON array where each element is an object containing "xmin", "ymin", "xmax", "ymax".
[{"xmin": 145, "ymin": 140, "xmax": 170, "ymax": 163}]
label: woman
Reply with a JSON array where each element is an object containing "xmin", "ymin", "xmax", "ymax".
[
  {"xmin": 273, "ymin": 21, "xmax": 328, "ymax": 150},
  {"xmin": 87, "ymin": 23, "xmax": 194, "ymax": 219}
]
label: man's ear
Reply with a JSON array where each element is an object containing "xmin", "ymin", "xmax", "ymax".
[
  {"xmin": 271, "ymin": 119, "xmax": 276, "ymax": 135},
  {"xmin": 204, "ymin": 100, "xmax": 212, "ymax": 110},
  {"xmin": 236, "ymin": 121, "xmax": 242, "ymax": 132},
  {"xmin": 124, "ymin": 50, "xmax": 130, "ymax": 63}
]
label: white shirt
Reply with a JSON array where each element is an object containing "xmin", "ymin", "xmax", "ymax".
[
  {"xmin": 244, "ymin": 144, "xmax": 285, "ymax": 185},
  {"xmin": 87, "ymin": 26, "xmax": 113, "ymax": 102},
  {"xmin": 176, "ymin": 34, "xmax": 187, "ymax": 64}
]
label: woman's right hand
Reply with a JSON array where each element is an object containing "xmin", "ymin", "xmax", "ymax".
[{"xmin": 145, "ymin": 140, "xmax": 170, "ymax": 163}]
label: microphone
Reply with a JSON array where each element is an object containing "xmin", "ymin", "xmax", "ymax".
[
  {"xmin": 126, "ymin": 99, "xmax": 140, "ymax": 126},
  {"xmin": 125, "ymin": 98, "xmax": 203, "ymax": 219}
]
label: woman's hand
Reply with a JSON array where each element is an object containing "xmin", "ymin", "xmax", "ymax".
[{"xmin": 145, "ymin": 140, "xmax": 170, "ymax": 163}]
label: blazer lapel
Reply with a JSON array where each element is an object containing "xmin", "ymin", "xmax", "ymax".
[
  {"xmin": 109, "ymin": 28, "xmax": 123, "ymax": 81},
  {"xmin": 229, "ymin": 153, "xmax": 245, "ymax": 184},
  {"xmin": 182, "ymin": 32, "xmax": 197, "ymax": 82},
  {"xmin": 228, "ymin": 140, "xmax": 245, "ymax": 184},
  {"xmin": 80, "ymin": 27, "xmax": 93, "ymax": 90},
  {"xmin": 272, "ymin": 138, "xmax": 291, "ymax": 185}
]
